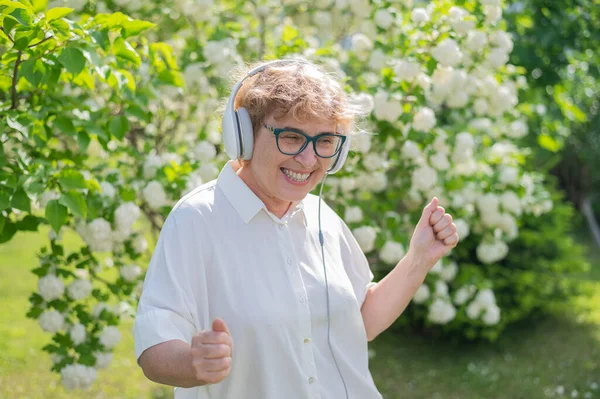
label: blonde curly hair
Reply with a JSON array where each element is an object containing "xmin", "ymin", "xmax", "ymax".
[{"xmin": 228, "ymin": 58, "xmax": 365, "ymax": 137}]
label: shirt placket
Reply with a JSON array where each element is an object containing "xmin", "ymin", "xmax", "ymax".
[{"xmin": 276, "ymin": 216, "xmax": 321, "ymax": 399}]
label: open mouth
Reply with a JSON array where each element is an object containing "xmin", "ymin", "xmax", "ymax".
[{"xmin": 280, "ymin": 167, "xmax": 312, "ymax": 183}]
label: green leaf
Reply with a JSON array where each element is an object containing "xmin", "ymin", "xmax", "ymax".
[
  {"xmin": 58, "ymin": 47, "xmax": 86, "ymax": 75},
  {"xmin": 32, "ymin": 0, "xmax": 48, "ymax": 13},
  {"xmin": 0, "ymin": 220, "xmax": 17, "ymax": 243},
  {"xmin": 120, "ymin": 19, "xmax": 155, "ymax": 38},
  {"xmin": 281, "ymin": 25, "xmax": 298, "ymax": 42},
  {"xmin": 53, "ymin": 115, "xmax": 76, "ymax": 135},
  {"xmin": 114, "ymin": 37, "xmax": 141, "ymax": 67},
  {"xmin": 158, "ymin": 70, "xmax": 184, "ymax": 87},
  {"xmin": 45, "ymin": 199, "xmax": 68, "ymax": 233},
  {"xmin": 538, "ymin": 134, "xmax": 562, "ymax": 152},
  {"xmin": 11, "ymin": 188, "xmax": 31, "ymax": 212},
  {"xmin": 0, "ymin": 190, "xmax": 10, "ymax": 211},
  {"xmin": 20, "ymin": 58, "xmax": 46, "ymax": 87},
  {"xmin": 91, "ymin": 29, "xmax": 109, "ymax": 51},
  {"xmin": 58, "ymin": 169, "xmax": 86, "ymax": 190},
  {"xmin": 3, "ymin": 16, "xmax": 18, "ymax": 35},
  {"xmin": 108, "ymin": 115, "xmax": 129, "ymax": 140},
  {"xmin": 77, "ymin": 131, "xmax": 90, "ymax": 151},
  {"xmin": 0, "ymin": 214, "xmax": 5, "ymax": 233},
  {"xmin": 16, "ymin": 214, "xmax": 42, "ymax": 231},
  {"xmin": 10, "ymin": 8, "xmax": 31, "ymax": 26},
  {"xmin": 59, "ymin": 191, "xmax": 87, "ymax": 219},
  {"xmin": 46, "ymin": 7, "xmax": 73, "ymax": 22}
]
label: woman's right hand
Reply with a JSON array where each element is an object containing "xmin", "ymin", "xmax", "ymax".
[{"xmin": 190, "ymin": 318, "xmax": 233, "ymax": 385}]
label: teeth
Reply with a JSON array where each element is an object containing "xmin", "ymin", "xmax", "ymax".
[{"xmin": 282, "ymin": 168, "xmax": 310, "ymax": 182}]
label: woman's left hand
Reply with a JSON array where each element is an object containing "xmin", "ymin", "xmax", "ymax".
[{"xmin": 407, "ymin": 197, "xmax": 459, "ymax": 271}]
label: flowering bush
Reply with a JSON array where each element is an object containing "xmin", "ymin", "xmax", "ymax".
[{"xmin": 0, "ymin": 0, "xmax": 589, "ymax": 389}]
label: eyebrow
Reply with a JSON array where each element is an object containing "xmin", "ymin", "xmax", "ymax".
[{"xmin": 281, "ymin": 126, "xmax": 338, "ymax": 135}]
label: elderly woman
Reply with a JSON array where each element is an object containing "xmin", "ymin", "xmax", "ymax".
[{"xmin": 134, "ymin": 59, "xmax": 459, "ymax": 399}]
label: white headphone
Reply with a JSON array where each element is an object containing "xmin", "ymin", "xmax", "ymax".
[{"xmin": 221, "ymin": 59, "xmax": 352, "ymax": 174}]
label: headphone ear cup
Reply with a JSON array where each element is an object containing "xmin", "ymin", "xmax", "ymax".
[
  {"xmin": 328, "ymin": 134, "xmax": 351, "ymax": 174},
  {"xmin": 222, "ymin": 102, "xmax": 241, "ymax": 159},
  {"xmin": 235, "ymin": 107, "xmax": 254, "ymax": 160}
]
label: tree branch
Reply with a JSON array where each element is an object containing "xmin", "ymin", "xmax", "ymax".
[
  {"xmin": 11, "ymin": 50, "xmax": 22, "ymax": 110},
  {"xmin": 28, "ymin": 35, "xmax": 54, "ymax": 48},
  {"xmin": 1, "ymin": 26, "xmax": 14, "ymax": 43}
]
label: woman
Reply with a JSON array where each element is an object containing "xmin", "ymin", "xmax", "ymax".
[{"xmin": 134, "ymin": 59, "xmax": 459, "ymax": 399}]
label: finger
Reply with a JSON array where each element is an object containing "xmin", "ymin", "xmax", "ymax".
[
  {"xmin": 418, "ymin": 198, "xmax": 439, "ymax": 227},
  {"xmin": 443, "ymin": 233, "xmax": 459, "ymax": 246},
  {"xmin": 200, "ymin": 330, "xmax": 233, "ymax": 345},
  {"xmin": 436, "ymin": 223, "xmax": 456, "ymax": 240},
  {"xmin": 200, "ymin": 343, "xmax": 232, "ymax": 359},
  {"xmin": 433, "ymin": 214, "xmax": 453, "ymax": 233},
  {"xmin": 196, "ymin": 368, "xmax": 231, "ymax": 385},
  {"xmin": 193, "ymin": 356, "xmax": 232, "ymax": 373},
  {"xmin": 429, "ymin": 207, "xmax": 446, "ymax": 226},
  {"xmin": 212, "ymin": 318, "xmax": 230, "ymax": 335}
]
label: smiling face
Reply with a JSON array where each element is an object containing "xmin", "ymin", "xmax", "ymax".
[{"xmin": 236, "ymin": 113, "xmax": 339, "ymax": 217}]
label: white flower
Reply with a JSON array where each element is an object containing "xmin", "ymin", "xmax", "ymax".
[
  {"xmin": 476, "ymin": 240, "xmax": 509, "ymax": 264},
  {"xmin": 363, "ymin": 153, "xmax": 386, "ymax": 171},
  {"xmin": 507, "ymin": 120, "xmax": 528, "ymax": 139},
  {"xmin": 499, "ymin": 166, "xmax": 519, "ymax": 185},
  {"xmin": 70, "ymin": 323, "xmax": 86, "ymax": 345},
  {"xmin": 454, "ymin": 219, "xmax": 470, "ymax": 239},
  {"xmin": 39, "ymin": 191, "xmax": 61, "ymax": 208},
  {"xmin": 99, "ymin": 326, "xmax": 121, "ymax": 349},
  {"xmin": 120, "ymin": 264, "xmax": 142, "ymax": 282},
  {"xmin": 413, "ymin": 108, "xmax": 436, "ymax": 132},
  {"xmin": 485, "ymin": 48, "xmax": 509, "ymax": 69},
  {"xmin": 67, "ymin": 279, "xmax": 93, "ymax": 301},
  {"xmin": 61, "ymin": 364, "xmax": 97, "ymax": 390},
  {"xmin": 482, "ymin": 304, "xmax": 501, "ymax": 325},
  {"xmin": 379, "ymin": 241, "xmax": 405, "ymax": 265},
  {"xmin": 489, "ymin": 31, "xmax": 513, "ymax": 52},
  {"xmin": 499, "ymin": 213, "xmax": 519, "ymax": 239},
  {"xmin": 340, "ymin": 177, "xmax": 356, "ymax": 192},
  {"xmin": 374, "ymin": 8, "xmax": 394, "ymax": 29},
  {"xmin": 344, "ymin": 206, "xmax": 363, "ymax": 223},
  {"xmin": 369, "ymin": 49, "xmax": 387, "ymax": 70},
  {"xmin": 114, "ymin": 202, "xmax": 141, "ymax": 236},
  {"xmin": 465, "ymin": 30, "xmax": 487, "ymax": 53},
  {"xmin": 143, "ymin": 154, "xmax": 163, "ymax": 179},
  {"xmin": 351, "ymin": 33, "xmax": 373, "ymax": 60},
  {"xmin": 198, "ymin": 163, "xmax": 219, "ymax": 181},
  {"xmin": 401, "ymin": 140, "xmax": 422, "ymax": 161},
  {"xmin": 39, "ymin": 309, "xmax": 64, "ymax": 333},
  {"xmin": 431, "ymin": 39, "xmax": 462, "ymax": 67},
  {"xmin": 430, "ymin": 152, "xmax": 450, "ymax": 170},
  {"xmin": 93, "ymin": 352, "xmax": 113, "ymax": 369},
  {"xmin": 366, "ymin": 172, "xmax": 388, "ymax": 193},
  {"xmin": 454, "ymin": 285, "xmax": 476, "ymax": 305},
  {"xmin": 51, "ymin": 353, "xmax": 63, "ymax": 365},
  {"xmin": 477, "ymin": 192, "xmax": 500, "ymax": 214},
  {"xmin": 394, "ymin": 60, "xmax": 421, "ymax": 81},
  {"xmin": 143, "ymin": 181, "xmax": 169, "ymax": 210},
  {"xmin": 348, "ymin": 0, "xmax": 370, "ymax": 17},
  {"xmin": 484, "ymin": 5, "xmax": 502, "ymax": 24},
  {"xmin": 428, "ymin": 299, "xmax": 457, "ymax": 324},
  {"xmin": 314, "ymin": 10, "xmax": 332, "ymax": 27},
  {"xmin": 430, "ymin": 259, "xmax": 443, "ymax": 275},
  {"xmin": 194, "ymin": 141, "xmax": 217, "ymax": 162},
  {"xmin": 440, "ymin": 261, "xmax": 458, "ymax": 282},
  {"xmin": 411, "ymin": 8, "xmax": 429, "ymax": 24},
  {"xmin": 435, "ymin": 280, "xmax": 449, "ymax": 297},
  {"xmin": 412, "ymin": 164, "xmax": 438, "ymax": 191},
  {"xmin": 78, "ymin": 218, "xmax": 113, "ymax": 253},
  {"xmin": 474, "ymin": 288, "xmax": 496, "ymax": 307},
  {"xmin": 350, "ymin": 131, "xmax": 372, "ymax": 154},
  {"xmin": 352, "ymin": 226, "xmax": 377, "ymax": 253},
  {"xmin": 99, "ymin": 182, "xmax": 116, "ymax": 200},
  {"xmin": 473, "ymin": 98, "xmax": 489, "ymax": 115},
  {"xmin": 92, "ymin": 302, "xmax": 112, "ymax": 319},
  {"xmin": 132, "ymin": 235, "xmax": 148, "ymax": 254},
  {"xmin": 38, "ymin": 274, "xmax": 65, "ymax": 301},
  {"xmin": 373, "ymin": 91, "xmax": 403, "ymax": 123},
  {"xmin": 500, "ymin": 192, "xmax": 521, "ymax": 215},
  {"xmin": 413, "ymin": 284, "xmax": 430, "ymax": 304},
  {"xmin": 466, "ymin": 301, "xmax": 483, "ymax": 319}
]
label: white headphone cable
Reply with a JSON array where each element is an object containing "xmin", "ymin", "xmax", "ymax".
[{"xmin": 318, "ymin": 172, "xmax": 350, "ymax": 399}]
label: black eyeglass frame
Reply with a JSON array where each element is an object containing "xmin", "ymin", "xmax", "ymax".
[{"xmin": 263, "ymin": 123, "xmax": 347, "ymax": 158}]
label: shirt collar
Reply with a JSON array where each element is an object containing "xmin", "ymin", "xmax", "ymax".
[{"xmin": 217, "ymin": 161, "xmax": 308, "ymax": 226}]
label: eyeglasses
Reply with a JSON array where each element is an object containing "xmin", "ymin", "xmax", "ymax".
[{"xmin": 263, "ymin": 123, "xmax": 347, "ymax": 158}]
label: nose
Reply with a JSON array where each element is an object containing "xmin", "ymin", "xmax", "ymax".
[{"xmin": 293, "ymin": 142, "xmax": 318, "ymax": 169}]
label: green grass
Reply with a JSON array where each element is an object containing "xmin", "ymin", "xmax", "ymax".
[{"xmin": 1, "ymin": 226, "xmax": 599, "ymax": 399}]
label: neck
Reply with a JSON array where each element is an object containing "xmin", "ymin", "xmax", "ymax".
[{"xmin": 234, "ymin": 161, "xmax": 293, "ymax": 219}]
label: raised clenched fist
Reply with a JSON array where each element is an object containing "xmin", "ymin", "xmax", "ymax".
[{"xmin": 190, "ymin": 318, "xmax": 233, "ymax": 385}]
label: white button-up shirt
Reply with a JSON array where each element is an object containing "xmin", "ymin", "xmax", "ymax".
[{"xmin": 134, "ymin": 161, "xmax": 382, "ymax": 399}]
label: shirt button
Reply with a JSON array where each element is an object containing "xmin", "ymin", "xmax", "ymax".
[
  {"xmin": 304, "ymin": 338, "xmax": 310, "ymax": 344},
  {"xmin": 287, "ymin": 259, "xmax": 293, "ymax": 265},
  {"xmin": 308, "ymin": 377, "xmax": 315, "ymax": 384},
  {"xmin": 279, "ymin": 224, "xmax": 284, "ymax": 230},
  {"xmin": 299, "ymin": 296, "xmax": 305, "ymax": 303}
]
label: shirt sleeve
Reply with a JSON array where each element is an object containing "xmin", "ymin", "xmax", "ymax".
[
  {"xmin": 133, "ymin": 207, "xmax": 208, "ymax": 362},
  {"xmin": 336, "ymin": 217, "xmax": 377, "ymax": 308}
]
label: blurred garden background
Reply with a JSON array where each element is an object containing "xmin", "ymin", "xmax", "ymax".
[{"xmin": 0, "ymin": 0, "xmax": 599, "ymax": 398}]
